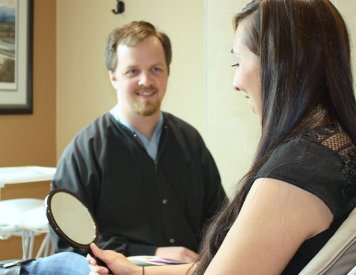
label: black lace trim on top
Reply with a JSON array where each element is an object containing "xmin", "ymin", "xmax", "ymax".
[{"xmin": 303, "ymin": 124, "xmax": 356, "ymax": 197}]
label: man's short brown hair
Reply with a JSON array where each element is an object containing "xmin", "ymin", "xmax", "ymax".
[{"xmin": 104, "ymin": 21, "xmax": 172, "ymax": 73}]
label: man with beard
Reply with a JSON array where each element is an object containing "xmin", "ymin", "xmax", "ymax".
[{"xmin": 48, "ymin": 21, "xmax": 226, "ymax": 265}]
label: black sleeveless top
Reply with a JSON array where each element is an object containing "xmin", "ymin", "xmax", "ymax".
[{"xmin": 255, "ymin": 125, "xmax": 356, "ymax": 274}]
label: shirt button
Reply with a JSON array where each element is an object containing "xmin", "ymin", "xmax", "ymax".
[
  {"xmin": 162, "ymin": 199, "xmax": 168, "ymax": 205},
  {"xmin": 169, "ymin": 238, "xmax": 175, "ymax": 244}
]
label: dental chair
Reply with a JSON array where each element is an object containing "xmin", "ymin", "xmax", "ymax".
[
  {"xmin": 299, "ymin": 207, "xmax": 356, "ymax": 275},
  {"xmin": 0, "ymin": 198, "xmax": 52, "ymax": 259}
]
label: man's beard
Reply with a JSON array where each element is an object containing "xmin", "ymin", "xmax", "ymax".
[{"xmin": 133, "ymin": 100, "xmax": 161, "ymax": 116}]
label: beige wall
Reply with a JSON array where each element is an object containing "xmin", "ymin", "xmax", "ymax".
[{"xmin": 56, "ymin": 0, "xmax": 205, "ymax": 157}]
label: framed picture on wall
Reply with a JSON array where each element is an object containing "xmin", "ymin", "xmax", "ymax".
[{"xmin": 0, "ymin": 0, "xmax": 32, "ymax": 114}]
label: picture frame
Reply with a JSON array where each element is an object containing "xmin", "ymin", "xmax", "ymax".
[{"xmin": 0, "ymin": 0, "xmax": 33, "ymax": 114}]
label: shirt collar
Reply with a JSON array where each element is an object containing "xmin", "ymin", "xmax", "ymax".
[{"xmin": 109, "ymin": 105, "xmax": 164, "ymax": 160}]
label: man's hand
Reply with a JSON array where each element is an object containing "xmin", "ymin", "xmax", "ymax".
[{"xmin": 155, "ymin": 247, "xmax": 198, "ymax": 263}]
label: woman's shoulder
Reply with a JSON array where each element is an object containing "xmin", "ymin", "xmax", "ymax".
[{"xmin": 257, "ymin": 124, "xmax": 356, "ymax": 216}]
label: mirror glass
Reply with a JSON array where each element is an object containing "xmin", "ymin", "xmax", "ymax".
[
  {"xmin": 46, "ymin": 189, "xmax": 110, "ymax": 271},
  {"xmin": 46, "ymin": 189, "xmax": 97, "ymax": 249}
]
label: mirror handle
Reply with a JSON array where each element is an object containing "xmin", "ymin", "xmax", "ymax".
[{"xmin": 89, "ymin": 246, "xmax": 112, "ymax": 274}]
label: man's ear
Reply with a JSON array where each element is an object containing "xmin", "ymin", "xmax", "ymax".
[{"xmin": 109, "ymin": 71, "xmax": 117, "ymax": 89}]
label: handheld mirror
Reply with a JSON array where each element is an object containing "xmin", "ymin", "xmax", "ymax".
[{"xmin": 46, "ymin": 189, "xmax": 109, "ymax": 270}]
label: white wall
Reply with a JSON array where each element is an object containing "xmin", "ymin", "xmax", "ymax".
[{"xmin": 205, "ymin": 0, "xmax": 260, "ymax": 196}]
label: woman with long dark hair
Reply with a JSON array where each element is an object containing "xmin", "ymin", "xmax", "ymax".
[{"xmin": 89, "ymin": 0, "xmax": 356, "ymax": 274}]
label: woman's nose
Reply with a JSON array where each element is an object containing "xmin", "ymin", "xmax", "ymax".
[
  {"xmin": 232, "ymin": 71, "xmax": 240, "ymax": 91},
  {"xmin": 233, "ymin": 78, "xmax": 240, "ymax": 91}
]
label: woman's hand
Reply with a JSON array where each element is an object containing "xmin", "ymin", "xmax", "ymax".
[{"xmin": 88, "ymin": 243, "xmax": 142, "ymax": 275}]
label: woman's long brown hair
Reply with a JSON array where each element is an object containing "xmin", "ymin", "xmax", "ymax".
[{"xmin": 194, "ymin": 1, "xmax": 356, "ymax": 274}]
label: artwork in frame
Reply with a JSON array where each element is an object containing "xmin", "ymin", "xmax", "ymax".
[{"xmin": 0, "ymin": 0, "xmax": 32, "ymax": 114}]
